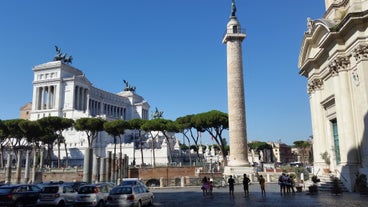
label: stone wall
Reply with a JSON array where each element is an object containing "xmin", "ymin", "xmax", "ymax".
[
  {"xmin": 0, "ymin": 168, "xmax": 84, "ymax": 184},
  {"xmin": 0, "ymin": 166, "xmax": 199, "ymax": 185}
]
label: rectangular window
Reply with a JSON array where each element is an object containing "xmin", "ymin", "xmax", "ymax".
[
  {"xmin": 331, "ymin": 119, "xmax": 341, "ymax": 165},
  {"xmin": 232, "ymin": 25, "xmax": 238, "ymax": 33}
]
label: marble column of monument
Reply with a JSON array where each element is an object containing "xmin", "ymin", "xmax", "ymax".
[{"xmin": 222, "ymin": 1, "xmax": 253, "ymax": 176}]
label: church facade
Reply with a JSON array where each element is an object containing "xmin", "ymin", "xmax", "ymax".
[{"xmin": 299, "ymin": 0, "xmax": 368, "ymax": 191}]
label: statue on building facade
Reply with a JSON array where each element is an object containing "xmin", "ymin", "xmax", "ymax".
[
  {"xmin": 152, "ymin": 107, "xmax": 163, "ymax": 119},
  {"xmin": 307, "ymin": 17, "xmax": 313, "ymax": 34},
  {"xmin": 53, "ymin": 45, "xmax": 73, "ymax": 64},
  {"xmin": 123, "ymin": 80, "xmax": 136, "ymax": 92}
]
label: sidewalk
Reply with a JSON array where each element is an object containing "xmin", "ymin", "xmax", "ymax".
[{"xmin": 151, "ymin": 183, "xmax": 368, "ymax": 207}]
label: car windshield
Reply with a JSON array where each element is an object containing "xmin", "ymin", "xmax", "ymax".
[
  {"xmin": 78, "ymin": 186, "xmax": 96, "ymax": 194},
  {"xmin": 0, "ymin": 187, "xmax": 13, "ymax": 194},
  {"xmin": 110, "ymin": 187, "xmax": 132, "ymax": 195},
  {"xmin": 42, "ymin": 186, "xmax": 59, "ymax": 193},
  {"xmin": 121, "ymin": 180, "xmax": 140, "ymax": 186}
]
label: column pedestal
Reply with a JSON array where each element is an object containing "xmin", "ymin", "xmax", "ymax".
[{"xmin": 223, "ymin": 166, "xmax": 254, "ymax": 177}]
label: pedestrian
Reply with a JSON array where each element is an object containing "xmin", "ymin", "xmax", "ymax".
[
  {"xmin": 278, "ymin": 173, "xmax": 287, "ymax": 195},
  {"xmin": 228, "ymin": 175, "xmax": 235, "ymax": 197},
  {"xmin": 259, "ymin": 175, "xmax": 266, "ymax": 196},
  {"xmin": 201, "ymin": 176, "xmax": 208, "ymax": 196},
  {"xmin": 289, "ymin": 174, "xmax": 296, "ymax": 194},
  {"xmin": 243, "ymin": 173, "xmax": 250, "ymax": 197},
  {"xmin": 286, "ymin": 174, "xmax": 291, "ymax": 193},
  {"xmin": 208, "ymin": 178, "xmax": 214, "ymax": 196}
]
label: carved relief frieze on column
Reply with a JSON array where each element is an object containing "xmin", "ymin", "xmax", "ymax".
[
  {"xmin": 352, "ymin": 44, "xmax": 368, "ymax": 61},
  {"xmin": 328, "ymin": 56, "xmax": 350, "ymax": 76},
  {"xmin": 307, "ymin": 78, "xmax": 323, "ymax": 94}
]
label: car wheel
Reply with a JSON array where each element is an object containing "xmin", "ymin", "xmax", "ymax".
[
  {"xmin": 137, "ymin": 200, "xmax": 142, "ymax": 207},
  {"xmin": 57, "ymin": 201, "xmax": 65, "ymax": 207},
  {"xmin": 97, "ymin": 200, "xmax": 104, "ymax": 207},
  {"xmin": 15, "ymin": 201, "xmax": 24, "ymax": 207},
  {"xmin": 149, "ymin": 197, "xmax": 154, "ymax": 206}
]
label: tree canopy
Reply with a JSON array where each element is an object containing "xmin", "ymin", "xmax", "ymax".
[
  {"xmin": 75, "ymin": 117, "xmax": 105, "ymax": 147},
  {"xmin": 193, "ymin": 110, "xmax": 228, "ymax": 166}
]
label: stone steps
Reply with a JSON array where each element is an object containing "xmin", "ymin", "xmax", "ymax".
[{"xmin": 307, "ymin": 174, "xmax": 349, "ymax": 193}]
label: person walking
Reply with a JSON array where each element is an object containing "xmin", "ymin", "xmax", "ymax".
[
  {"xmin": 243, "ymin": 173, "xmax": 250, "ymax": 197},
  {"xmin": 259, "ymin": 175, "xmax": 266, "ymax": 197},
  {"xmin": 228, "ymin": 175, "xmax": 235, "ymax": 197}
]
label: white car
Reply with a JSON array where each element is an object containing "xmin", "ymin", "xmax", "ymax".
[
  {"xmin": 74, "ymin": 182, "xmax": 115, "ymax": 207},
  {"xmin": 106, "ymin": 185, "xmax": 154, "ymax": 207},
  {"xmin": 37, "ymin": 182, "xmax": 77, "ymax": 207}
]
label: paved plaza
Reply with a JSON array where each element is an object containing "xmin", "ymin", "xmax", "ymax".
[{"xmin": 150, "ymin": 183, "xmax": 368, "ymax": 207}]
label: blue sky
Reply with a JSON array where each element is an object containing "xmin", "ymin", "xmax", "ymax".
[{"xmin": 0, "ymin": 1, "xmax": 325, "ymax": 145}]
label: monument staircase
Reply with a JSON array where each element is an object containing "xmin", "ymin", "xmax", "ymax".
[{"xmin": 305, "ymin": 173, "xmax": 349, "ymax": 193}]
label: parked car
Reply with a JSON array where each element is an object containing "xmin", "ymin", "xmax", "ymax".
[
  {"xmin": 64, "ymin": 181, "xmax": 88, "ymax": 192},
  {"xmin": 0, "ymin": 184, "xmax": 41, "ymax": 207},
  {"xmin": 106, "ymin": 185, "xmax": 154, "ymax": 207},
  {"xmin": 73, "ymin": 182, "xmax": 115, "ymax": 207},
  {"xmin": 37, "ymin": 181, "xmax": 77, "ymax": 207},
  {"xmin": 119, "ymin": 178, "xmax": 145, "ymax": 187},
  {"xmin": 36, "ymin": 181, "xmax": 87, "ymax": 192}
]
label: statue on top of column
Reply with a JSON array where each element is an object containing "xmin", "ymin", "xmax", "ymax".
[{"xmin": 231, "ymin": 0, "xmax": 237, "ymax": 17}]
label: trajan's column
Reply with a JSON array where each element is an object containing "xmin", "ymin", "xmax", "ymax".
[{"xmin": 223, "ymin": 0, "xmax": 252, "ymax": 175}]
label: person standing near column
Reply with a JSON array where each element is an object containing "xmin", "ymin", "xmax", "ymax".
[
  {"xmin": 228, "ymin": 175, "xmax": 235, "ymax": 197},
  {"xmin": 259, "ymin": 175, "xmax": 266, "ymax": 197},
  {"xmin": 243, "ymin": 173, "xmax": 250, "ymax": 197}
]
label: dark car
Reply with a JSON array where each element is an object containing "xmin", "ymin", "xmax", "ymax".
[{"xmin": 0, "ymin": 184, "xmax": 41, "ymax": 207}]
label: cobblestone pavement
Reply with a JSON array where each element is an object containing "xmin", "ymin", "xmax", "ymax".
[{"xmin": 150, "ymin": 183, "xmax": 368, "ymax": 207}]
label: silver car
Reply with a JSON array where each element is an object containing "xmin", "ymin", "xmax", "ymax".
[
  {"xmin": 74, "ymin": 183, "xmax": 115, "ymax": 207},
  {"xmin": 106, "ymin": 185, "xmax": 154, "ymax": 207},
  {"xmin": 120, "ymin": 178, "xmax": 145, "ymax": 187},
  {"xmin": 37, "ymin": 182, "xmax": 77, "ymax": 207}
]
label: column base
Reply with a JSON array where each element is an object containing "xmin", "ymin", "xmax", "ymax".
[{"xmin": 223, "ymin": 166, "xmax": 255, "ymax": 176}]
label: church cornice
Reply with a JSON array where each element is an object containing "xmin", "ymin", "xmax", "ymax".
[
  {"xmin": 352, "ymin": 43, "xmax": 368, "ymax": 61},
  {"xmin": 328, "ymin": 55, "xmax": 350, "ymax": 76},
  {"xmin": 307, "ymin": 78, "xmax": 323, "ymax": 94},
  {"xmin": 299, "ymin": 6, "xmax": 368, "ymax": 75},
  {"xmin": 324, "ymin": 0, "xmax": 349, "ymax": 19}
]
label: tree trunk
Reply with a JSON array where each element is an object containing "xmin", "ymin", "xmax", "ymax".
[
  {"xmin": 112, "ymin": 144, "xmax": 116, "ymax": 184},
  {"xmin": 0, "ymin": 146, "xmax": 4, "ymax": 168},
  {"xmin": 57, "ymin": 141, "xmax": 61, "ymax": 168},
  {"xmin": 152, "ymin": 138, "xmax": 156, "ymax": 168},
  {"xmin": 164, "ymin": 136, "xmax": 173, "ymax": 165},
  {"xmin": 140, "ymin": 135, "xmax": 144, "ymax": 165},
  {"xmin": 64, "ymin": 142, "xmax": 69, "ymax": 167}
]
